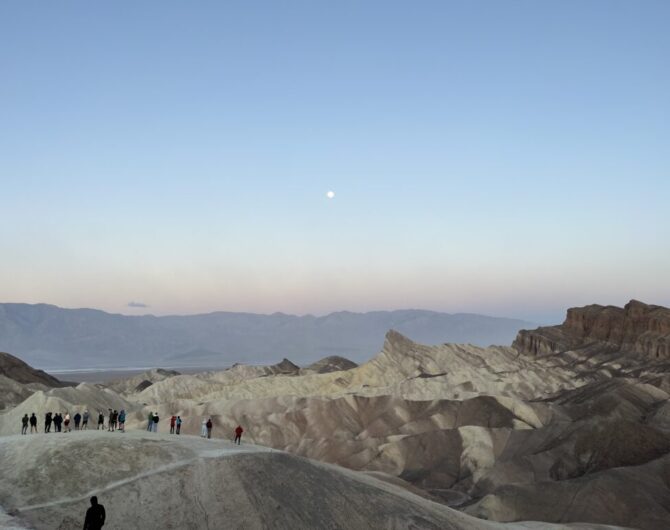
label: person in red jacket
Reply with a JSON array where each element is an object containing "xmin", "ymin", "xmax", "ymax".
[
  {"xmin": 170, "ymin": 415, "xmax": 176, "ymax": 434},
  {"xmin": 234, "ymin": 425, "xmax": 243, "ymax": 445}
]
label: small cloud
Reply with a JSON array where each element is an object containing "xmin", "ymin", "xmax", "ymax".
[{"xmin": 128, "ymin": 301, "xmax": 149, "ymax": 308}]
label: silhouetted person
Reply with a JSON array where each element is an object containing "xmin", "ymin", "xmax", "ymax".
[
  {"xmin": 74, "ymin": 412, "xmax": 82, "ymax": 430},
  {"xmin": 176, "ymin": 416, "xmax": 182, "ymax": 435},
  {"xmin": 44, "ymin": 412, "xmax": 52, "ymax": 433},
  {"xmin": 206, "ymin": 418, "xmax": 213, "ymax": 439},
  {"xmin": 21, "ymin": 414, "xmax": 29, "ymax": 435},
  {"xmin": 29, "ymin": 413, "xmax": 38, "ymax": 433},
  {"xmin": 54, "ymin": 413, "xmax": 63, "ymax": 433},
  {"xmin": 152, "ymin": 413, "xmax": 159, "ymax": 433},
  {"xmin": 234, "ymin": 425, "xmax": 243, "ymax": 445},
  {"xmin": 97, "ymin": 413, "xmax": 104, "ymax": 430},
  {"xmin": 83, "ymin": 495, "xmax": 105, "ymax": 530},
  {"xmin": 82, "ymin": 410, "xmax": 89, "ymax": 429}
]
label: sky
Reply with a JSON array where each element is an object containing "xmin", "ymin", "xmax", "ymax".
[{"xmin": 1, "ymin": 1, "xmax": 668, "ymax": 324}]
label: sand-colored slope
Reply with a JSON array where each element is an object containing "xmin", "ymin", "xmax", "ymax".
[
  {"xmin": 0, "ymin": 430, "xmax": 601, "ymax": 530},
  {"xmin": 132, "ymin": 331, "xmax": 582, "ymax": 407}
]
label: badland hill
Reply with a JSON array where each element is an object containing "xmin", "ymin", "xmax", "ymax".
[{"xmin": 1, "ymin": 300, "xmax": 669, "ymax": 529}]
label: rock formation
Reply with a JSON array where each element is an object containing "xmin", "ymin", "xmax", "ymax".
[
  {"xmin": 2, "ymin": 300, "xmax": 670, "ymax": 528},
  {"xmin": 514, "ymin": 300, "xmax": 670, "ymax": 360},
  {"xmin": 0, "ymin": 351, "xmax": 64, "ymax": 387}
]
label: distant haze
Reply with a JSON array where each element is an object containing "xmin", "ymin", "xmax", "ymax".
[{"xmin": 0, "ymin": 303, "xmax": 536, "ymax": 370}]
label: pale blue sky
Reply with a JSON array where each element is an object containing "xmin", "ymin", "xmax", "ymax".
[{"xmin": 1, "ymin": 1, "xmax": 668, "ymax": 323}]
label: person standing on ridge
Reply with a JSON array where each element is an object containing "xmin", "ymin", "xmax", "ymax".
[
  {"xmin": 74, "ymin": 412, "xmax": 82, "ymax": 430},
  {"xmin": 118, "ymin": 409, "xmax": 126, "ymax": 432},
  {"xmin": 200, "ymin": 419, "xmax": 207, "ymax": 438},
  {"xmin": 170, "ymin": 415, "xmax": 176, "ymax": 434},
  {"xmin": 176, "ymin": 416, "xmax": 182, "ymax": 435},
  {"xmin": 234, "ymin": 425, "xmax": 244, "ymax": 445},
  {"xmin": 29, "ymin": 413, "xmax": 38, "ymax": 433},
  {"xmin": 206, "ymin": 418, "xmax": 213, "ymax": 439},
  {"xmin": 82, "ymin": 410, "xmax": 89, "ymax": 430},
  {"xmin": 21, "ymin": 414, "xmax": 29, "ymax": 435},
  {"xmin": 152, "ymin": 412, "xmax": 159, "ymax": 433},
  {"xmin": 44, "ymin": 412, "xmax": 52, "ymax": 433},
  {"xmin": 147, "ymin": 411, "xmax": 153, "ymax": 431},
  {"xmin": 83, "ymin": 495, "xmax": 106, "ymax": 530},
  {"xmin": 97, "ymin": 412, "xmax": 104, "ymax": 430},
  {"xmin": 54, "ymin": 413, "xmax": 62, "ymax": 433},
  {"xmin": 64, "ymin": 412, "xmax": 71, "ymax": 432}
]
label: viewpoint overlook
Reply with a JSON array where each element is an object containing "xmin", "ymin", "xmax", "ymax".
[{"xmin": 1, "ymin": 300, "xmax": 669, "ymax": 529}]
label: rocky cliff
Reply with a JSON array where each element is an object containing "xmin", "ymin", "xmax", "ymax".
[
  {"xmin": 0, "ymin": 351, "xmax": 64, "ymax": 386},
  {"xmin": 514, "ymin": 300, "xmax": 670, "ymax": 359}
]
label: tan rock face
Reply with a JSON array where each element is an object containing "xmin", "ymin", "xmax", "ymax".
[{"xmin": 514, "ymin": 300, "xmax": 670, "ymax": 360}]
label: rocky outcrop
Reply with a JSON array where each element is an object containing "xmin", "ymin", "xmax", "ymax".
[
  {"xmin": 302, "ymin": 355, "xmax": 358, "ymax": 374},
  {"xmin": 513, "ymin": 300, "xmax": 670, "ymax": 360},
  {"xmin": 0, "ymin": 351, "xmax": 64, "ymax": 386}
]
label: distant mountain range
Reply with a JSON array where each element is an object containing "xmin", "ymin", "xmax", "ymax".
[{"xmin": 0, "ymin": 303, "xmax": 537, "ymax": 369}]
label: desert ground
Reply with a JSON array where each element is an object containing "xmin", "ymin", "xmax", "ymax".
[{"xmin": 1, "ymin": 300, "xmax": 669, "ymax": 529}]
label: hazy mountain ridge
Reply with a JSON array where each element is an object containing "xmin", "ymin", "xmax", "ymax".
[{"xmin": 0, "ymin": 303, "xmax": 536, "ymax": 369}]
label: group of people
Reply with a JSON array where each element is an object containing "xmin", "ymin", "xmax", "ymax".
[
  {"xmin": 22, "ymin": 411, "xmax": 72, "ymax": 433},
  {"xmin": 21, "ymin": 410, "xmax": 245, "ymax": 444},
  {"xmin": 20, "ymin": 409, "xmax": 127, "ymax": 434},
  {"xmin": 146, "ymin": 411, "xmax": 161, "ymax": 432},
  {"xmin": 198, "ymin": 418, "xmax": 244, "ymax": 443},
  {"xmin": 103, "ymin": 409, "xmax": 126, "ymax": 432}
]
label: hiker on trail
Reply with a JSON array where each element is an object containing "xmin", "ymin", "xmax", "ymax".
[
  {"xmin": 64, "ymin": 413, "xmax": 71, "ymax": 432},
  {"xmin": 44, "ymin": 412, "xmax": 52, "ymax": 433},
  {"xmin": 206, "ymin": 418, "xmax": 213, "ymax": 439},
  {"xmin": 54, "ymin": 413, "xmax": 62, "ymax": 432},
  {"xmin": 82, "ymin": 410, "xmax": 89, "ymax": 430},
  {"xmin": 21, "ymin": 414, "xmax": 29, "ymax": 435},
  {"xmin": 83, "ymin": 495, "xmax": 106, "ymax": 530},
  {"xmin": 74, "ymin": 412, "xmax": 82, "ymax": 430},
  {"xmin": 152, "ymin": 412, "xmax": 159, "ymax": 433},
  {"xmin": 147, "ymin": 412, "xmax": 154, "ymax": 431},
  {"xmin": 200, "ymin": 419, "xmax": 207, "ymax": 438},
  {"xmin": 110, "ymin": 410, "xmax": 118, "ymax": 432},
  {"xmin": 170, "ymin": 415, "xmax": 176, "ymax": 434},
  {"xmin": 234, "ymin": 425, "xmax": 243, "ymax": 445},
  {"xmin": 118, "ymin": 410, "xmax": 126, "ymax": 432},
  {"xmin": 97, "ymin": 412, "xmax": 104, "ymax": 430},
  {"xmin": 29, "ymin": 413, "xmax": 38, "ymax": 433},
  {"xmin": 176, "ymin": 416, "xmax": 182, "ymax": 435}
]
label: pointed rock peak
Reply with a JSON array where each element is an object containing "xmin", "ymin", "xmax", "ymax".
[
  {"xmin": 273, "ymin": 358, "xmax": 300, "ymax": 374},
  {"xmin": 383, "ymin": 330, "xmax": 417, "ymax": 351}
]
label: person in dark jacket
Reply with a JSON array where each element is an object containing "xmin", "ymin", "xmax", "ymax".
[
  {"xmin": 97, "ymin": 412, "xmax": 104, "ymax": 430},
  {"xmin": 176, "ymin": 416, "xmax": 182, "ymax": 435},
  {"xmin": 74, "ymin": 412, "xmax": 82, "ymax": 430},
  {"xmin": 45, "ymin": 412, "xmax": 52, "ymax": 433},
  {"xmin": 234, "ymin": 425, "xmax": 243, "ymax": 445},
  {"xmin": 206, "ymin": 418, "xmax": 213, "ymax": 439},
  {"xmin": 54, "ymin": 413, "xmax": 62, "ymax": 433},
  {"xmin": 21, "ymin": 414, "xmax": 29, "ymax": 435},
  {"xmin": 83, "ymin": 495, "xmax": 105, "ymax": 529},
  {"xmin": 29, "ymin": 413, "xmax": 38, "ymax": 433}
]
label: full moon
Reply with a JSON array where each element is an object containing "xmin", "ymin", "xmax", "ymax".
[{"xmin": 326, "ymin": 190, "xmax": 335, "ymax": 199}]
